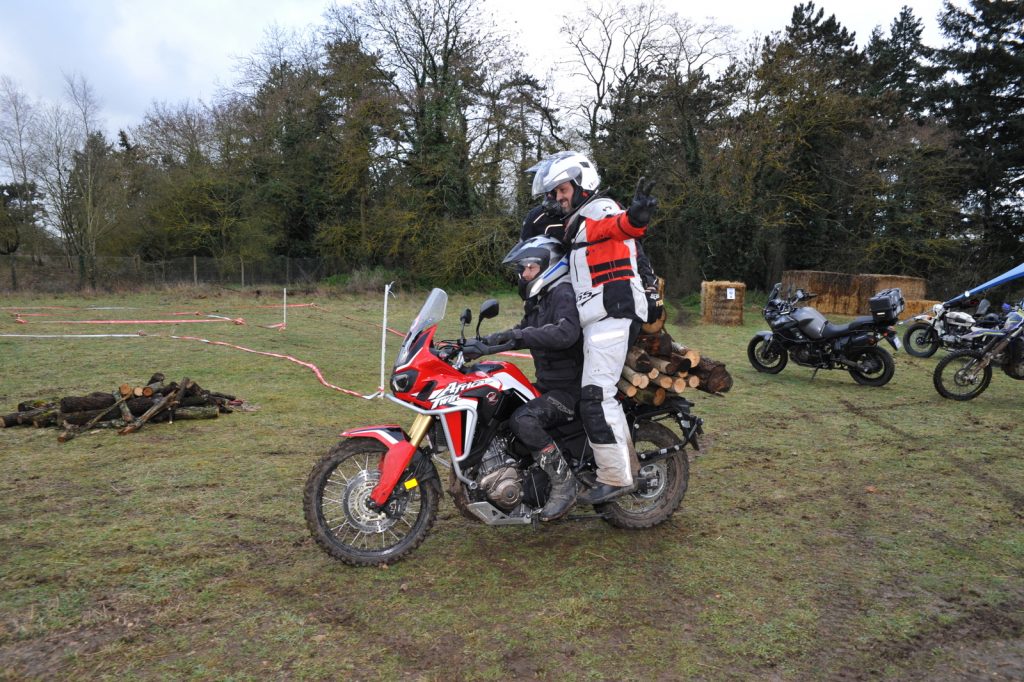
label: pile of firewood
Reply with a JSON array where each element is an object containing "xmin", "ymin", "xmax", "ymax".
[
  {"xmin": 618, "ymin": 329, "xmax": 733, "ymax": 406},
  {"xmin": 1, "ymin": 373, "xmax": 239, "ymax": 442}
]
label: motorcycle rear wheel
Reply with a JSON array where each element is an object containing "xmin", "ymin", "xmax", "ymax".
[
  {"xmin": 747, "ymin": 336, "xmax": 788, "ymax": 374},
  {"xmin": 846, "ymin": 346, "xmax": 895, "ymax": 386},
  {"xmin": 933, "ymin": 349, "xmax": 992, "ymax": 401},
  {"xmin": 304, "ymin": 439, "xmax": 440, "ymax": 567},
  {"xmin": 597, "ymin": 421, "xmax": 689, "ymax": 529},
  {"xmin": 903, "ymin": 322, "xmax": 940, "ymax": 358}
]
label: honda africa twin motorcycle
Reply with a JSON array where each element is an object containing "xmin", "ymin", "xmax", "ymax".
[
  {"xmin": 747, "ymin": 284, "xmax": 903, "ymax": 386},
  {"xmin": 901, "ymin": 299, "xmax": 1006, "ymax": 358},
  {"xmin": 932, "ymin": 300, "xmax": 1024, "ymax": 401},
  {"xmin": 303, "ymin": 289, "xmax": 703, "ymax": 566}
]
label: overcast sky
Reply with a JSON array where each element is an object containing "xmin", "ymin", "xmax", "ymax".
[{"xmin": 1, "ymin": 0, "xmax": 949, "ymax": 137}]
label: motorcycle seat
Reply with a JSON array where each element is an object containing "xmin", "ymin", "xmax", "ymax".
[{"xmin": 820, "ymin": 316, "xmax": 877, "ymax": 339}]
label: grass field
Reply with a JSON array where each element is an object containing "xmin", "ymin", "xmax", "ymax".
[{"xmin": 1, "ymin": 287, "xmax": 1022, "ymax": 680}]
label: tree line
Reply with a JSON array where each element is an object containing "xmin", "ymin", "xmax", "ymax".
[{"xmin": 1, "ymin": 0, "xmax": 1022, "ymax": 297}]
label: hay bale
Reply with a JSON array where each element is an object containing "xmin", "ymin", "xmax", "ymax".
[
  {"xmin": 701, "ymin": 280, "xmax": 745, "ymax": 325},
  {"xmin": 781, "ymin": 270, "xmax": 861, "ymax": 316},
  {"xmin": 782, "ymin": 269, "xmax": 927, "ymax": 317},
  {"xmin": 902, "ymin": 299, "xmax": 941, "ymax": 319},
  {"xmin": 858, "ymin": 274, "xmax": 927, "ymax": 304}
]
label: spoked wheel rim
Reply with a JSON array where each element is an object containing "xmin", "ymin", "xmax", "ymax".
[
  {"xmin": 617, "ymin": 462, "xmax": 668, "ymax": 514},
  {"xmin": 905, "ymin": 325, "xmax": 939, "ymax": 357},
  {"xmin": 937, "ymin": 353, "xmax": 990, "ymax": 400},
  {"xmin": 319, "ymin": 452, "xmax": 423, "ymax": 552}
]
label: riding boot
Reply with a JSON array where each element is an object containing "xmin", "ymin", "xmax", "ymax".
[{"xmin": 534, "ymin": 443, "xmax": 577, "ymax": 522}]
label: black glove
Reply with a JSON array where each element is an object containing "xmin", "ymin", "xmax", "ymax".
[
  {"xmin": 461, "ymin": 339, "xmax": 488, "ymax": 360},
  {"xmin": 483, "ymin": 330, "xmax": 514, "ymax": 346},
  {"xmin": 541, "ymin": 195, "xmax": 566, "ymax": 218},
  {"xmin": 489, "ymin": 328, "xmax": 524, "ymax": 349},
  {"xmin": 626, "ymin": 177, "xmax": 658, "ymax": 228}
]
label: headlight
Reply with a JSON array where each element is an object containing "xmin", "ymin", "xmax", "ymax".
[{"xmin": 390, "ymin": 370, "xmax": 418, "ymax": 393}]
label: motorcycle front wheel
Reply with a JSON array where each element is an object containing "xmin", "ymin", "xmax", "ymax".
[
  {"xmin": 933, "ymin": 349, "xmax": 992, "ymax": 401},
  {"xmin": 597, "ymin": 421, "xmax": 689, "ymax": 529},
  {"xmin": 303, "ymin": 439, "xmax": 441, "ymax": 567},
  {"xmin": 903, "ymin": 322, "xmax": 940, "ymax": 358},
  {"xmin": 846, "ymin": 346, "xmax": 895, "ymax": 386},
  {"xmin": 747, "ymin": 335, "xmax": 788, "ymax": 374}
]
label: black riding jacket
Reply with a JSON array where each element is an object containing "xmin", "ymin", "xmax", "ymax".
[{"xmin": 513, "ymin": 280, "xmax": 584, "ymax": 398}]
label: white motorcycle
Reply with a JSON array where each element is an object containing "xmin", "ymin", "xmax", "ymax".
[{"xmin": 901, "ymin": 299, "xmax": 1004, "ymax": 358}]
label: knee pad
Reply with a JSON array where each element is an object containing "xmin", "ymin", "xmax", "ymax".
[{"xmin": 580, "ymin": 384, "xmax": 616, "ymax": 444}]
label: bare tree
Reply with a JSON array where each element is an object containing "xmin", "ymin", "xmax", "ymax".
[
  {"xmin": 561, "ymin": 0, "xmax": 734, "ymax": 149},
  {"xmin": 32, "ymin": 98, "xmax": 78, "ymax": 270},
  {"xmin": 132, "ymin": 100, "xmax": 216, "ymax": 167},
  {"xmin": 30, "ymin": 74, "xmax": 119, "ymax": 288},
  {"xmin": 0, "ymin": 76, "xmax": 36, "ymax": 185},
  {"xmin": 0, "ymin": 76, "xmax": 39, "ymax": 288}
]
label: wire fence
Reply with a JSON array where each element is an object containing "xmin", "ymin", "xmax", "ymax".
[{"xmin": 0, "ymin": 254, "xmax": 330, "ymax": 292}]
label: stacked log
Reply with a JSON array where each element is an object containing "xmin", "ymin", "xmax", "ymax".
[
  {"xmin": 1, "ymin": 373, "xmax": 239, "ymax": 441},
  {"xmin": 619, "ymin": 331, "xmax": 732, "ymax": 406}
]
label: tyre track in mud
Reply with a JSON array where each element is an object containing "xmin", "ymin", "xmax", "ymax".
[
  {"xmin": 840, "ymin": 594, "xmax": 1024, "ymax": 680},
  {"xmin": 795, "ymin": 399, "xmax": 1023, "ymax": 678}
]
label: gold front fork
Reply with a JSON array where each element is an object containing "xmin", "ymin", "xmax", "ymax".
[{"xmin": 406, "ymin": 413, "xmax": 433, "ymax": 448}]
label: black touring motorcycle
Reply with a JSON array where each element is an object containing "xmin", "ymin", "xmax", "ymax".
[{"xmin": 747, "ymin": 284, "xmax": 903, "ymax": 386}]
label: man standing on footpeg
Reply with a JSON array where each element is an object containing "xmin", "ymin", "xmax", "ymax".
[{"xmin": 526, "ymin": 151, "xmax": 657, "ymax": 506}]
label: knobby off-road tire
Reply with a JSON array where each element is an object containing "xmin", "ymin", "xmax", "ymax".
[
  {"xmin": 846, "ymin": 346, "xmax": 895, "ymax": 386},
  {"xmin": 933, "ymin": 349, "xmax": 992, "ymax": 401},
  {"xmin": 303, "ymin": 439, "xmax": 441, "ymax": 567},
  {"xmin": 747, "ymin": 336, "xmax": 788, "ymax": 374},
  {"xmin": 903, "ymin": 322, "xmax": 940, "ymax": 358},
  {"xmin": 598, "ymin": 421, "xmax": 690, "ymax": 529}
]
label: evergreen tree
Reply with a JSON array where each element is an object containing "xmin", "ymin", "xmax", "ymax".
[{"xmin": 933, "ymin": 0, "xmax": 1024, "ymax": 274}]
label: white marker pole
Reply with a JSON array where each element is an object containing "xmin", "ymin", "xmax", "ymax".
[
  {"xmin": 283, "ymin": 288, "xmax": 287, "ymax": 330},
  {"xmin": 378, "ymin": 282, "xmax": 394, "ymax": 398}
]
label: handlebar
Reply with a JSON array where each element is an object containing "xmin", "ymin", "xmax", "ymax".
[{"xmin": 460, "ymin": 338, "xmax": 516, "ymax": 360}]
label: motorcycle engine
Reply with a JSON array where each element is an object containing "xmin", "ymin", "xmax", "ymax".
[
  {"xmin": 1003, "ymin": 338, "xmax": 1024, "ymax": 380},
  {"xmin": 475, "ymin": 435, "xmax": 524, "ymax": 510},
  {"xmin": 792, "ymin": 345, "xmax": 828, "ymax": 366},
  {"xmin": 943, "ymin": 312, "xmax": 974, "ymax": 341}
]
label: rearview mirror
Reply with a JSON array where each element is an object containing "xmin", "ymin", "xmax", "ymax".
[{"xmin": 479, "ymin": 299, "xmax": 499, "ymax": 320}]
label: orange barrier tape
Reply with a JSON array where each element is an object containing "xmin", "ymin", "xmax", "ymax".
[
  {"xmin": 169, "ymin": 334, "xmax": 373, "ymax": 398},
  {"xmin": 44, "ymin": 318, "xmax": 246, "ymax": 325}
]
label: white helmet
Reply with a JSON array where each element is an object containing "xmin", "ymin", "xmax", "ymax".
[
  {"xmin": 526, "ymin": 151, "xmax": 600, "ymax": 210},
  {"xmin": 501, "ymin": 236, "xmax": 569, "ymax": 300}
]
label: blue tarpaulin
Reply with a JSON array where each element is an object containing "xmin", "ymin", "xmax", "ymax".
[{"xmin": 943, "ymin": 262, "xmax": 1024, "ymax": 307}]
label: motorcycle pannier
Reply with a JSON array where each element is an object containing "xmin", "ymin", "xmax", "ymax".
[{"xmin": 869, "ymin": 288, "xmax": 905, "ymax": 323}]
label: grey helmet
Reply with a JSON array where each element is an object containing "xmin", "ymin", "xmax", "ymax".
[
  {"xmin": 526, "ymin": 151, "xmax": 600, "ymax": 213},
  {"xmin": 502, "ymin": 235, "xmax": 570, "ymax": 300}
]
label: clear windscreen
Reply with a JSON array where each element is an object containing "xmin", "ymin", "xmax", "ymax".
[{"xmin": 394, "ymin": 288, "xmax": 448, "ymax": 368}]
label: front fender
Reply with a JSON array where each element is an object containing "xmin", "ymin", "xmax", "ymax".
[
  {"xmin": 341, "ymin": 424, "xmax": 407, "ymax": 446},
  {"xmin": 753, "ymin": 330, "xmax": 774, "ymax": 342},
  {"xmin": 341, "ymin": 425, "xmax": 437, "ymax": 506}
]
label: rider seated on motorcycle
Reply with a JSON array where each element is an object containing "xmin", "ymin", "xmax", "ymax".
[{"xmin": 473, "ymin": 236, "xmax": 583, "ymax": 522}]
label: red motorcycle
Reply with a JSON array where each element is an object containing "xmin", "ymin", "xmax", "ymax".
[{"xmin": 303, "ymin": 289, "xmax": 702, "ymax": 566}]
